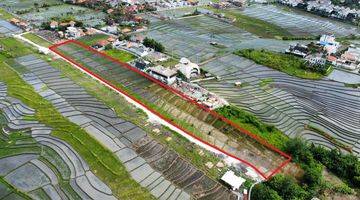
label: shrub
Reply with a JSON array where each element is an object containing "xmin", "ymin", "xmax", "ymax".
[
  {"xmin": 252, "ymin": 184, "xmax": 282, "ymax": 200},
  {"xmin": 143, "ymin": 37, "xmax": 165, "ymax": 52}
]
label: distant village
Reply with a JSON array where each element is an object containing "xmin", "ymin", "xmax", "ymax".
[
  {"xmin": 279, "ymin": 0, "xmax": 360, "ymax": 25},
  {"xmin": 286, "ymin": 34, "xmax": 360, "ymax": 72}
]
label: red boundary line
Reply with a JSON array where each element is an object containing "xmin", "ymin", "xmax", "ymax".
[{"xmin": 49, "ymin": 40, "xmax": 291, "ymax": 180}]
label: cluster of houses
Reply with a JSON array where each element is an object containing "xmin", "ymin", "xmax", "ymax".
[
  {"xmin": 147, "ymin": 57, "xmax": 200, "ymax": 83},
  {"xmin": 286, "ymin": 35, "xmax": 360, "ymax": 72},
  {"xmin": 47, "ymin": 20, "xmax": 88, "ymax": 39},
  {"xmin": 328, "ymin": 46, "xmax": 360, "ymax": 71},
  {"xmin": 209, "ymin": 0, "xmax": 246, "ymax": 9},
  {"xmin": 87, "ymin": 32, "xmax": 226, "ymax": 109},
  {"xmin": 147, "ymin": 58, "xmax": 227, "ymax": 109},
  {"xmin": 112, "ymin": 35, "xmax": 153, "ymax": 57},
  {"xmin": 75, "ymin": 0, "xmax": 200, "ymax": 11},
  {"xmin": 9, "ymin": 18, "xmax": 30, "ymax": 31},
  {"xmin": 115, "ymin": 0, "xmax": 199, "ymax": 9},
  {"xmin": 101, "ymin": 24, "xmax": 147, "ymax": 36},
  {"xmin": 279, "ymin": 0, "xmax": 360, "ymax": 24},
  {"xmin": 147, "ymin": 57, "xmax": 200, "ymax": 84}
]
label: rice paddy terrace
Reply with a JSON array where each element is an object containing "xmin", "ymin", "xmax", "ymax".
[
  {"xmin": 0, "ymin": 0, "xmax": 105, "ymax": 27},
  {"xmin": 142, "ymin": 14, "xmax": 303, "ymax": 62},
  {"xmin": 0, "ymin": 83, "xmax": 117, "ymax": 199},
  {"xmin": 0, "ymin": 19, "xmax": 22, "ymax": 36},
  {"xmin": 198, "ymin": 54, "xmax": 360, "ymax": 154},
  {"xmin": 238, "ymin": 4, "xmax": 360, "ymax": 37},
  {"xmin": 12, "ymin": 54, "xmax": 237, "ymax": 200},
  {"xmin": 50, "ymin": 40, "xmax": 291, "ymax": 180}
]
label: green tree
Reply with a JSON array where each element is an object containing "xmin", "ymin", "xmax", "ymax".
[
  {"xmin": 143, "ymin": 37, "xmax": 165, "ymax": 53},
  {"xmin": 267, "ymin": 175, "xmax": 308, "ymax": 200},
  {"xmin": 303, "ymin": 162, "xmax": 323, "ymax": 187},
  {"xmin": 252, "ymin": 184, "xmax": 282, "ymax": 200},
  {"xmin": 285, "ymin": 138, "xmax": 313, "ymax": 164}
]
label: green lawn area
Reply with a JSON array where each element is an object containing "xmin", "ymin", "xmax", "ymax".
[
  {"xmin": 235, "ymin": 49, "xmax": 333, "ymax": 79},
  {"xmin": 156, "ymin": 57, "xmax": 179, "ymax": 68},
  {"xmin": 104, "ymin": 49, "xmax": 136, "ymax": 62},
  {"xmin": 206, "ymin": 6, "xmax": 293, "ymax": 39},
  {"xmin": 0, "ymin": 8, "xmax": 14, "ymax": 20},
  {"xmin": 0, "ymin": 37, "xmax": 35, "ymax": 57},
  {"xmin": 22, "ymin": 33, "xmax": 52, "ymax": 47},
  {"xmin": 77, "ymin": 34, "xmax": 109, "ymax": 46},
  {"xmin": 0, "ymin": 37, "xmax": 154, "ymax": 199},
  {"xmin": 216, "ymin": 105, "xmax": 289, "ymax": 150}
]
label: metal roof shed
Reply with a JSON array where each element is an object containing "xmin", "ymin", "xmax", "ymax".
[{"xmin": 221, "ymin": 170, "xmax": 246, "ymax": 191}]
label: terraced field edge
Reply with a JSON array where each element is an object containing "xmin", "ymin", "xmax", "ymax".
[{"xmin": 49, "ymin": 39, "xmax": 292, "ymax": 180}]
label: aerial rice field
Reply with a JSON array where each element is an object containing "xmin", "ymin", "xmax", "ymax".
[
  {"xmin": 0, "ymin": 71, "xmax": 121, "ymax": 199},
  {"xmin": 0, "ymin": 0, "xmax": 106, "ymax": 26},
  {"xmin": 206, "ymin": 6, "xmax": 293, "ymax": 39},
  {"xmin": 0, "ymin": 19, "xmax": 21, "ymax": 36},
  {"xmin": 0, "ymin": 37, "xmax": 156, "ymax": 199},
  {"xmin": 13, "ymin": 52, "xmax": 238, "ymax": 199},
  {"xmin": 237, "ymin": 4, "xmax": 360, "ymax": 37},
  {"xmin": 198, "ymin": 54, "xmax": 360, "ymax": 155},
  {"xmin": 0, "ymin": 35, "xmax": 240, "ymax": 199},
  {"xmin": 142, "ymin": 14, "xmax": 307, "ymax": 62},
  {"xmin": 0, "ymin": 0, "xmax": 61, "ymax": 13},
  {"xmin": 52, "ymin": 41, "xmax": 291, "ymax": 179}
]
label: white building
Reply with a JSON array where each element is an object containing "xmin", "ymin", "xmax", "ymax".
[
  {"xmin": 221, "ymin": 170, "xmax": 246, "ymax": 191},
  {"xmin": 148, "ymin": 65, "xmax": 178, "ymax": 85},
  {"xmin": 65, "ymin": 27, "xmax": 83, "ymax": 39},
  {"xmin": 175, "ymin": 57, "xmax": 200, "ymax": 79},
  {"xmin": 101, "ymin": 25, "xmax": 118, "ymax": 34},
  {"xmin": 318, "ymin": 35, "xmax": 340, "ymax": 54}
]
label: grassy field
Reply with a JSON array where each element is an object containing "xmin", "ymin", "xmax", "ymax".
[
  {"xmin": 77, "ymin": 34, "xmax": 109, "ymax": 46},
  {"xmin": 22, "ymin": 33, "xmax": 52, "ymax": 47},
  {"xmin": 206, "ymin": 6, "xmax": 293, "ymax": 39},
  {"xmin": 235, "ymin": 49, "xmax": 332, "ymax": 79},
  {"xmin": 0, "ymin": 37, "xmax": 35, "ymax": 57},
  {"xmin": 104, "ymin": 49, "xmax": 136, "ymax": 62},
  {"xmin": 0, "ymin": 8, "xmax": 14, "ymax": 20},
  {"xmin": 0, "ymin": 37, "xmax": 155, "ymax": 199},
  {"xmin": 216, "ymin": 105, "xmax": 289, "ymax": 150},
  {"xmin": 156, "ymin": 57, "xmax": 178, "ymax": 68}
]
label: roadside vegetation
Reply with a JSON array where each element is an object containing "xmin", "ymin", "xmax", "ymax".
[
  {"xmin": 253, "ymin": 138, "xmax": 357, "ymax": 200},
  {"xmin": 206, "ymin": 6, "xmax": 293, "ymax": 39},
  {"xmin": 235, "ymin": 49, "xmax": 333, "ymax": 79},
  {"xmin": 22, "ymin": 32, "xmax": 52, "ymax": 47},
  {"xmin": 216, "ymin": 105, "xmax": 288, "ymax": 150}
]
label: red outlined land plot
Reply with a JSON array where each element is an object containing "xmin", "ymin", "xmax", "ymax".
[{"xmin": 50, "ymin": 40, "xmax": 292, "ymax": 180}]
